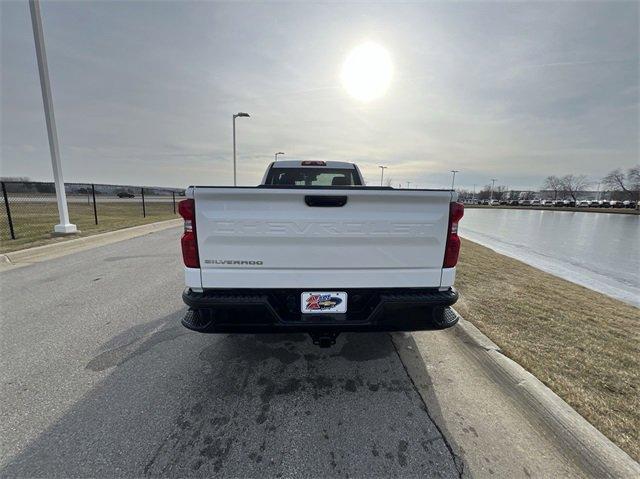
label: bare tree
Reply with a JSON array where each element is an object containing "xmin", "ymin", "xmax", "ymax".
[
  {"xmin": 560, "ymin": 174, "xmax": 589, "ymax": 201},
  {"xmin": 542, "ymin": 176, "xmax": 562, "ymax": 200},
  {"xmin": 493, "ymin": 185, "xmax": 508, "ymax": 200},
  {"xmin": 602, "ymin": 168, "xmax": 628, "ymax": 192},
  {"xmin": 603, "ymin": 167, "xmax": 640, "ymax": 200},
  {"xmin": 477, "ymin": 185, "xmax": 492, "ymax": 200},
  {"xmin": 455, "ymin": 188, "xmax": 472, "ymax": 201},
  {"xmin": 478, "ymin": 184, "xmax": 507, "ymax": 200},
  {"xmin": 629, "ymin": 166, "xmax": 640, "ymax": 198},
  {"xmin": 629, "ymin": 166, "xmax": 640, "ymax": 184}
]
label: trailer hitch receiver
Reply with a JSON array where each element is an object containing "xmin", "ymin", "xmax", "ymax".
[{"xmin": 310, "ymin": 332, "xmax": 340, "ymax": 348}]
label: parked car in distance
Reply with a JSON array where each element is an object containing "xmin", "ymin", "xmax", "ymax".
[
  {"xmin": 577, "ymin": 200, "xmax": 591, "ymax": 207},
  {"xmin": 563, "ymin": 200, "xmax": 576, "ymax": 207},
  {"xmin": 489, "ymin": 199, "xmax": 500, "ymax": 206},
  {"xmin": 609, "ymin": 200, "xmax": 623, "ymax": 208},
  {"xmin": 117, "ymin": 192, "xmax": 135, "ymax": 198},
  {"xmin": 520, "ymin": 199, "xmax": 532, "ymax": 206},
  {"xmin": 622, "ymin": 200, "xmax": 637, "ymax": 208},
  {"xmin": 530, "ymin": 199, "xmax": 541, "ymax": 206}
]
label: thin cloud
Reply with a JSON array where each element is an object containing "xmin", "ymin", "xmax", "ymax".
[
  {"xmin": 1, "ymin": 1, "xmax": 637, "ymax": 190},
  {"xmin": 518, "ymin": 58, "xmax": 636, "ymax": 69}
]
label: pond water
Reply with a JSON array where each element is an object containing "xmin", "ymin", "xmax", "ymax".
[{"xmin": 459, "ymin": 208, "xmax": 640, "ymax": 307}]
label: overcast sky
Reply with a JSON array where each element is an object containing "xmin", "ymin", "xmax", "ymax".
[{"xmin": 1, "ymin": 1, "xmax": 638, "ymax": 190}]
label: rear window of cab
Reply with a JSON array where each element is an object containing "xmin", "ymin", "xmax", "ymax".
[{"xmin": 264, "ymin": 168, "xmax": 362, "ymax": 186}]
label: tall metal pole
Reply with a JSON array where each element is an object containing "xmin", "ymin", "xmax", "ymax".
[
  {"xmin": 378, "ymin": 165, "xmax": 387, "ymax": 186},
  {"xmin": 232, "ymin": 115, "xmax": 237, "ymax": 187},
  {"xmin": 29, "ymin": 0, "xmax": 76, "ymax": 234},
  {"xmin": 450, "ymin": 170, "xmax": 459, "ymax": 190},
  {"xmin": 490, "ymin": 178, "xmax": 497, "ymax": 200}
]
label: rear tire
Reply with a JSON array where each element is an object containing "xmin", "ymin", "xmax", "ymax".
[
  {"xmin": 182, "ymin": 309, "xmax": 215, "ymax": 332},
  {"xmin": 431, "ymin": 307, "xmax": 459, "ymax": 329}
]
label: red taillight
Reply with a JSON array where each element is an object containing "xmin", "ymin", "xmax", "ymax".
[
  {"xmin": 301, "ymin": 160, "xmax": 326, "ymax": 166},
  {"xmin": 178, "ymin": 198, "xmax": 194, "ymax": 220},
  {"xmin": 443, "ymin": 202, "xmax": 464, "ymax": 268},
  {"xmin": 178, "ymin": 199, "xmax": 199, "ymax": 268}
]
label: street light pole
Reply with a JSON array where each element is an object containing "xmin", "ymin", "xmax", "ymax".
[
  {"xmin": 29, "ymin": 0, "xmax": 76, "ymax": 234},
  {"xmin": 490, "ymin": 178, "xmax": 497, "ymax": 200},
  {"xmin": 450, "ymin": 170, "xmax": 459, "ymax": 190},
  {"xmin": 232, "ymin": 112, "xmax": 250, "ymax": 186},
  {"xmin": 275, "ymin": 152, "xmax": 284, "ymax": 161},
  {"xmin": 378, "ymin": 165, "xmax": 388, "ymax": 186},
  {"xmin": 406, "ymin": 181, "xmax": 411, "ymax": 189}
]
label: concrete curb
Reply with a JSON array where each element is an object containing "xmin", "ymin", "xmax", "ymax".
[
  {"xmin": 0, "ymin": 219, "xmax": 182, "ymax": 270},
  {"xmin": 451, "ymin": 309, "xmax": 640, "ymax": 478}
]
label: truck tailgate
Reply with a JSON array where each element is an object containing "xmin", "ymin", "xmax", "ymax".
[{"xmin": 194, "ymin": 187, "xmax": 453, "ymax": 289}]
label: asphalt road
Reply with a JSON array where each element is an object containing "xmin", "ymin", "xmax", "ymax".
[
  {"xmin": 0, "ymin": 227, "xmax": 601, "ymax": 478},
  {"xmin": 0, "ymin": 228, "xmax": 459, "ymax": 478}
]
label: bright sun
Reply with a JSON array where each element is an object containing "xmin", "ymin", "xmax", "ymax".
[{"xmin": 341, "ymin": 42, "xmax": 393, "ymax": 102}]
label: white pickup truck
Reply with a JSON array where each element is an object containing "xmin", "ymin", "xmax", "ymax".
[{"xmin": 179, "ymin": 160, "xmax": 464, "ymax": 346}]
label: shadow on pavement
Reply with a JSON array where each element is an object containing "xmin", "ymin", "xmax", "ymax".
[{"xmin": 2, "ymin": 314, "xmax": 462, "ymax": 478}]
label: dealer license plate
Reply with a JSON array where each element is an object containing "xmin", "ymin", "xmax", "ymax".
[{"xmin": 301, "ymin": 292, "xmax": 347, "ymax": 314}]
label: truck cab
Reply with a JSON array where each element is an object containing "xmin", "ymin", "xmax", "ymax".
[{"xmin": 261, "ymin": 160, "xmax": 365, "ymax": 186}]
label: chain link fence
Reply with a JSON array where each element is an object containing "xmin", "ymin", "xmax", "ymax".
[{"xmin": 0, "ymin": 181, "xmax": 184, "ymax": 251}]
